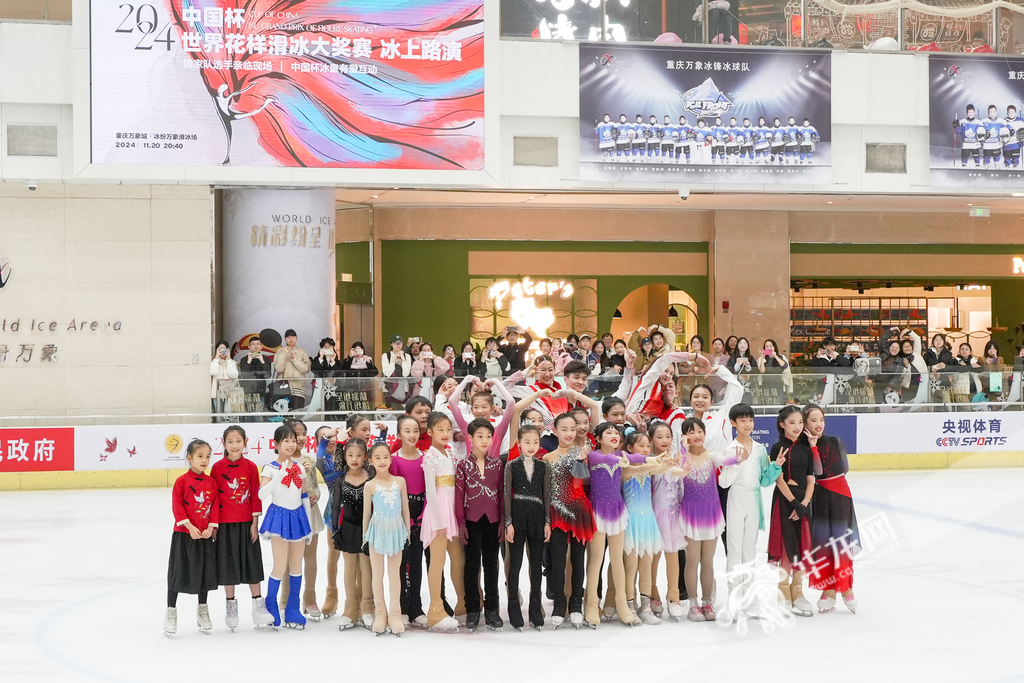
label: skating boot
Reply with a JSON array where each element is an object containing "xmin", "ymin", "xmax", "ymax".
[
  {"xmin": 321, "ymin": 587, "xmax": 338, "ymax": 619},
  {"xmin": 842, "ymin": 590, "xmax": 858, "ymax": 614},
  {"xmin": 302, "ymin": 584, "xmax": 322, "ymax": 622},
  {"xmin": 790, "ymin": 572, "xmax": 813, "ymax": 617},
  {"xmin": 265, "ymin": 577, "xmax": 282, "ymax": 628},
  {"xmin": 388, "ymin": 606, "xmax": 405, "ymax": 636},
  {"xmin": 569, "ymin": 611, "xmax": 584, "ymax": 629},
  {"xmin": 777, "ymin": 580, "xmax": 793, "ymax": 615},
  {"xmin": 484, "ymin": 609, "xmax": 503, "ymax": 632},
  {"xmin": 412, "ymin": 614, "xmax": 429, "ymax": 628},
  {"xmin": 252, "ymin": 597, "xmax": 275, "ymax": 630},
  {"xmin": 507, "ymin": 597, "xmax": 525, "ymax": 631},
  {"xmin": 622, "ymin": 599, "xmax": 642, "ymax": 627},
  {"xmin": 650, "ymin": 597, "xmax": 664, "ymax": 616},
  {"xmin": 817, "ymin": 591, "xmax": 836, "ymax": 614},
  {"xmin": 700, "ymin": 601, "xmax": 717, "ymax": 622},
  {"xmin": 601, "ymin": 601, "xmax": 616, "ymax": 621},
  {"xmin": 528, "ymin": 598, "xmax": 544, "ymax": 631},
  {"xmin": 426, "ymin": 601, "xmax": 460, "ymax": 633},
  {"xmin": 639, "ymin": 595, "xmax": 662, "ymax": 625},
  {"xmin": 551, "ymin": 615, "xmax": 565, "ymax": 630},
  {"xmin": 225, "ymin": 597, "xmax": 239, "ymax": 631},
  {"xmin": 667, "ymin": 600, "xmax": 685, "ymax": 621},
  {"xmin": 584, "ymin": 594, "xmax": 601, "ymax": 628},
  {"xmin": 466, "ymin": 611, "xmax": 480, "ymax": 633},
  {"xmin": 372, "ymin": 604, "xmax": 387, "ymax": 636},
  {"xmin": 163, "ymin": 607, "xmax": 177, "ymax": 638},
  {"xmin": 361, "ymin": 613, "xmax": 374, "ymax": 629},
  {"xmin": 197, "ymin": 603, "xmax": 213, "ymax": 635},
  {"xmin": 283, "ymin": 575, "xmax": 306, "ymax": 629},
  {"xmin": 687, "ymin": 600, "xmax": 705, "ymax": 622}
]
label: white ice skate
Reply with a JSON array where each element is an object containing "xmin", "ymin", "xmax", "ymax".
[
  {"xmin": 412, "ymin": 615, "xmax": 429, "ymax": 628},
  {"xmin": 163, "ymin": 607, "xmax": 177, "ymax": 638},
  {"xmin": 792, "ymin": 596, "xmax": 813, "ymax": 617},
  {"xmin": 687, "ymin": 600, "xmax": 704, "ymax": 622},
  {"xmin": 252, "ymin": 597, "xmax": 275, "ymax": 630},
  {"xmin": 817, "ymin": 594, "xmax": 836, "ymax": 613},
  {"xmin": 638, "ymin": 596, "xmax": 661, "ymax": 625},
  {"xmin": 551, "ymin": 615, "xmax": 565, "ymax": 630},
  {"xmin": 361, "ymin": 613, "xmax": 374, "ymax": 629},
  {"xmin": 667, "ymin": 600, "xmax": 685, "ymax": 621},
  {"xmin": 197, "ymin": 604, "xmax": 212, "ymax": 635},
  {"xmin": 601, "ymin": 603, "xmax": 616, "ymax": 621},
  {"xmin": 650, "ymin": 597, "xmax": 664, "ymax": 616},
  {"xmin": 569, "ymin": 612, "xmax": 584, "ymax": 629},
  {"xmin": 337, "ymin": 616, "xmax": 356, "ymax": 630},
  {"xmin": 842, "ymin": 591, "xmax": 858, "ymax": 614},
  {"xmin": 225, "ymin": 598, "xmax": 239, "ymax": 631},
  {"xmin": 304, "ymin": 604, "xmax": 322, "ymax": 622}
]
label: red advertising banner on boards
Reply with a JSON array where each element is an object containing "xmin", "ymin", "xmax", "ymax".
[{"xmin": 0, "ymin": 428, "xmax": 75, "ymax": 472}]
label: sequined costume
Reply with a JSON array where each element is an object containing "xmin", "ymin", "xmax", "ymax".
[
  {"xmin": 365, "ymin": 479, "xmax": 409, "ymax": 557},
  {"xmin": 679, "ymin": 454, "xmax": 727, "ymax": 542},
  {"xmin": 622, "ymin": 452, "xmax": 663, "ymax": 556},
  {"xmin": 652, "ymin": 472, "xmax": 687, "ymax": 553},
  {"xmin": 549, "ymin": 448, "xmax": 595, "ymax": 543},
  {"xmin": 420, "ymin": 446, "xmax": 459, "ymax": 544},
  {"xmin": 333, "ymin": 478, "xmax": 369, "ymax": 555},
  {"xmin": 587, "ymin": 450, "xmax": 629, "ymax": 536}
]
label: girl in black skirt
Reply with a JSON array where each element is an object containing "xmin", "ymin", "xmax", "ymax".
[
  {"xmin": 332, "ymin": 437, "xmax": 375, "ymax": 630},
  {"xmin": 165, "ymin": 439, "xmax": 219, "ymax": 638},
  {"xmin": 211, "ymin": 425, "xmax": 274, "ymax": 631}
]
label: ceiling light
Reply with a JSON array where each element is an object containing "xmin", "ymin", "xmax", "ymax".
[{"xmin": 370, "ymin": 195, "xmax": 378, "ymax": 199}]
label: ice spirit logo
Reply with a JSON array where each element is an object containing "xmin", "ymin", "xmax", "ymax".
[
  {"xmin": 0, "ymin": 259, "xmax": 10, "ymax": 289},
  {"xmin": 600, "ymin": 54, "xmax": 615, "ymax": 67},
  {"xmin": 682, "ymin": 78, "xmax": 732, "ymax": 117},
  {"xmin": 946, "ymin": 65, "xmax": 961, "ymax": 78}
]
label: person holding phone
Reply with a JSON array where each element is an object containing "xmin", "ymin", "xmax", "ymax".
[
  {"xmin": 757, "ymin": 339, "xmax": 790, "ymax": 403},
  {"xmin": 239, "ymin": 337, "xmax": 271, "ymax": 419},
  {"xmin": 411, "ymin": 342, "xmax": 451, "ymax": 380},
  {"xmin": 499, "ymin": 326, "xmax": 533, "ymax": 372},
  {"xmin": 210, "ymin": 340, "xmax": 239, "ymax": 418},
  {"xmin": 481, "ymin": 337, "xmax": 511, "ymax": 379},
  {"xmin": 340, "ymin": 341, "xmax": 378, "ymax": 378},
  {"xmin": 273, "ymin": 329, "xmax": 312, "ymax": 410},
  {"xmin": 453, "ymin": 341, "xmax": 484, "ymax": 379}
]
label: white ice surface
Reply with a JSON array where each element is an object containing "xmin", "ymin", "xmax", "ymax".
[{"xmin": 1, "ymin": 469, "xmax": 1022, "ymax": 683}]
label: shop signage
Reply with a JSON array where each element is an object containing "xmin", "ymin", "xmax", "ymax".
[
  {"xmin": 488, "ymin": 277, "xmax": 574, "ymax": 338},
  {"xmin": 1014, "ymin": 257, "xmax": 1024, "ymax": 274},
  {"xmin": 0, "ymin": 258, "xmax": 10, "ymax": 289},
  {"xmin": 89, "ymin": 0, "xmax": 484, "ymax": 170},
  {"xmin": 928, "ymin": 54, "xmax": 1024, "ymax": 188},
  {"xmin": 579, "ymin": 43, "xmax": 832, "ymax": 185}
]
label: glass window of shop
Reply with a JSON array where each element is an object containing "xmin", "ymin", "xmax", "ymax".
[
  {"xmin": 501, "ymin": 0, "xmax": 1011, "ymax": 53},
  {"xmin": 0, "ymin": 0, "xmax": 70, "ymax": 21}
]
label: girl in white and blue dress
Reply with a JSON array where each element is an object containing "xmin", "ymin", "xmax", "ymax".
[
  {"xmin": 259, "ymin": 424, "xmax": 313, "ymax": 630},
  {"xmin": 622, "ymin": 430, "xmax": 667, "ymax": 625},
  {"xmin": 362, "ymin": 442, "xmax": 411, "ymax": 636}
]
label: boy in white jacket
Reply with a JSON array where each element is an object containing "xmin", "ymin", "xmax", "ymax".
[{"xmin": 718, "ymin": 403, "xmax": 783, "ymax": 593}]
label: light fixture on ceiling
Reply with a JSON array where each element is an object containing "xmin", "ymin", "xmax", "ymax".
[
  {"xmin": 924, "ymin": 284, "xmax": 935, "ymax": 292},
  {"xmin": 668, "ymin": 306, "xmax": 679, "ymax": 318},
  {"xmin": 613, "ymin": 308, "xmax": 623, "ymax": 319}
]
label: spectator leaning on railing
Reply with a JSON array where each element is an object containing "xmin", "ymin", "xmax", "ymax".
[
  {"xmin": 210, "ymin": 339, "xmax": 239, "ymax": 414},
  {"xmin": 274, "ymin": 329, "xmax": 312, "ymax": 410},
  {"xmin": 238, "ymin": 337, "xmax": 271, "ymax": 416},
  {"xmin": 339, "ymin": 341, "xmax": 378, "ymax": 378}
]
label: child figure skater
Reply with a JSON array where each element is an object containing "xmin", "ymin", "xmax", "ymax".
[
  {"xmin": 586, "ymin": 423, "xmax": 659, "ymax": 628},
  {"xmin": 332, "ymin": 437, "xmax": 375, "ymax": 630},
  {"xmin": 363, "ymin": 442, "xmax": 411, "ymax": 635},
  {"xmin": 767, "ymin": 405, "xmax": 815, "ymax": 617},
  {"xmin": 391, "ymin": 415, "xmax": 429, "ymax": 625},
  {"xmin": 678, "ymin": 418, "xmax": 741, "ymax": 622},
  {"xmin": 165, "ymin": 439, "xmax": 219, "ymax": 637},
  {"xmin": 544, "ymin": 413, "xmax": 595, "ymax": 629},
  {"xmin": 504, "ymin": 424, "xmax": 551, "ymax": 630},
  {"xmin": 803, "ymin": 405, "xmax": 861, "ymax": 614},
  {"xmin": 315, "ymin": 425, "xmax": 341, "ymax": 618},
  {"xmin": 291, "ymin": 420, "xmax": 325, "ymax": 622},
  {"xmin": 211, "ymin": 426, "xmax": 274, "ymax": 631},
  {"xmin": 259, "ymin": 424, "xmax": 313, "ymax": 629},
  {"xmin": 622, "ymin": 430, "xmax": 667, "ymax": 624},
  {"xmin": 455, "ymin": 416, "xmax": 512, "ymax": 633},
  {"xmin": 718, "ymin": 403, "xmax": 782, "ymax": 611},
  {"xmin": 421, "ymin": 412, "xmax": 465, "ymax": 631},
  {"xmin": 648, "ymin": 422, "xmax": 687, "ymax": 621}
]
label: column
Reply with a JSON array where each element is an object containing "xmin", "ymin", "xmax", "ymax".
[
  {"xmin": 712, "ymin": 210, "xmax": 791, "ymax": 352},
  {"xmin": 222, "ymin": 189, "xmax": 336, "ymax": 352}
]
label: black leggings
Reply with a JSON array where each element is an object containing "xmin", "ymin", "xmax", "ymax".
[
  {"xmin": 400, "ymin": 494, "xmax": 426, "ymax": 619},
  {"xmin": 548, "ymin": 528, "xmax": 586, "ymax": 618},
  {"xmin": 463, "ymin": 518, "xmax": 501, "ymax": 613},
  {"xmin": 168, "ymin": 590, "xmax": 207, "ymax": 608},
  {"xmin": 507, "ymin": 530, "xmax": 544, "ymax": 626}
]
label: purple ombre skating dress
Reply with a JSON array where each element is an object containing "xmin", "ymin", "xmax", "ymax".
[
  {"xmin": 679, "ymin": 455, "xmax": 726, "ymax": 542},
  {"xmin": 588, "ymin": 451, "xmax": 629, "ymax": 536}
]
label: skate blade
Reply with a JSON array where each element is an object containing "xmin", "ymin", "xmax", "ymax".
[
  {"xmin": 791, "ymin": 610, "xmax": 813, "ymax": 618},
  {"xmin": 163, "ymin": 631, "xmax": 176, "ymax": 639},
  {"xmin": 583, "ymin": 621, "xmax": 598, "ymax": 630},
  {"xmin": 428, "ymin": 625, "xmax": 460, "ymax": 633},
  {"xmin": 337, "ymin": 623, "xmax": 356, "ymax": 630},
  {"xmin": 253, "ymin": 625, "xmax": 276, "ymax": 631},
  {"xmin": 197, "ymin": 628, "xmax": 211, "ymax": 635},
  {"xmin": 284, "ymin": 623, "xmax": 306, "ymax": 630},
  {"xmin": 486, "ymin": 626, "xmax": 502, "ymax": 632}
]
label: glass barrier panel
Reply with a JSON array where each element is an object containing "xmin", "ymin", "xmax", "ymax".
[
  {"xmin": 802, "ymin": 2, "xmax": 899, "ymax": 49},
  {"xmin": 905, "ymin": 9, "xmax": 993, "ymax": 51}
]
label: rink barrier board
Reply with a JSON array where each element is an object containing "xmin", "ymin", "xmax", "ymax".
[{"xmin": 2, "ymin": 453, "xmax": 1023, "ymax": 491}]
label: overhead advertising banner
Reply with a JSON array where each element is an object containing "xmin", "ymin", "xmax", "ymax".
[
  {"xmin": 89, "ymin": 1, "xmax": 484, "ymax": 170},
  {"xmin": 579, "ymin": 44, "xmax": 832, "ymax": 184},
  {"xmin": 929, "ymin": 54, "xmax": 1024, "ymax": 188}
]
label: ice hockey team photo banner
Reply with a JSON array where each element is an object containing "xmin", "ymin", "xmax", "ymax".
[
  {"xmin": 929, "ymin": 54, "xmax": 1024, "ymax": 188},
  {"xmin": 89, "ymin": 0, "xmax": 484, "ymax": 170},
  {"xmin": 579, "ymin": 44, "xmax": 832, "ymax": 185}
]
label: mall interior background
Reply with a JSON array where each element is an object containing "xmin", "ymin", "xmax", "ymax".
[{"xmin": 3, "ymin": 1, "xmax": 1024, "ymax": 421}]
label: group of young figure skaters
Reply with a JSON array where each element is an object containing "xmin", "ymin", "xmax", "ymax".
[{"xmin": 165, "ymin": 349, "xmax": 860, "ymax": 637}]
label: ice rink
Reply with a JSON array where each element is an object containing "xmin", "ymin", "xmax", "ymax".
[{"xmin": 2, "ymin": 468, "xmax": 1022, "ymax": 683}]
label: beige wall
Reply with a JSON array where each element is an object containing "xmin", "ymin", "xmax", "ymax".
[
  {"xmin": 712, "ymin": 211, "xmax": 791, "ymax": 353},
  {"xmin": 0, "ymin": 183, "xmax": 212, "ymax": 419}
]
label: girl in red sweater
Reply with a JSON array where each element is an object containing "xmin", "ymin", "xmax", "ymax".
[
  {"xmin": 211, "ymin": 425, "xmax": 274, "ymax": 631},
  {"xmin": 165, "ymin": 439, "xmax": 219, "ymax": 638}
]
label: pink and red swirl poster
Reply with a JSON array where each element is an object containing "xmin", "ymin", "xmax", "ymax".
[{"xmin": 89, "ymin": 1, "xmax": 484, "ymax": 170}]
